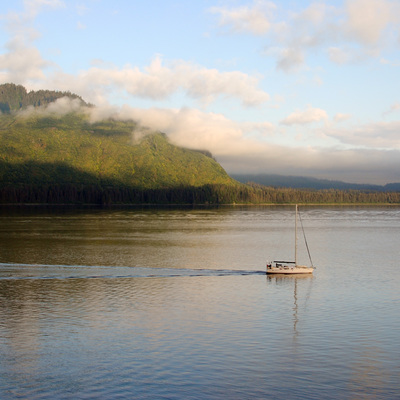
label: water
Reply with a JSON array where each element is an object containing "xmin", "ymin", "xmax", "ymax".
[{"xmin": 0, "ymin": 206, "xmax": 399, "ymax": 399}]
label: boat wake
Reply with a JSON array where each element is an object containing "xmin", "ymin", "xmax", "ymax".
[{"xmin": 0, "ymin": 262, "xmax": 265, "ymax": 281}]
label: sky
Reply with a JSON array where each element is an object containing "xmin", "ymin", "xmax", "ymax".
[{"xmin": 1, "ymin": 0, "xmax": 400, "ymax": 184}]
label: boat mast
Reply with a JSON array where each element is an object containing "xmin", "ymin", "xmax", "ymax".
[{"xmin": 295, "ymin": 204, "xmax": 298, "ymax": 266}]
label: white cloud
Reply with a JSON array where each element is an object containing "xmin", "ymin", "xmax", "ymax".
[
  {"xmin": 281, "ymin": 106, "xmax": 328, "ymax": 126},
  {"xmin": 24, "ymin": 0, "xmax": 65, "ymax": 17},
  {"xmin": 324, "ymin": 120, "xmax": 400, "ymax": 149},
  {"xmin": 380, "ymin": 58, "xmax": 400, "ymax": 66},
  {"xmin": 45, "ymin": 96, "xmax": 84, "ymax": 114},
  {"xmin": 275, "ymin": 47, "xmax": 304, "ymax": 72},
  {"xmin": 240, "ymin": 121, "xmax": 275, "ymax": 137},
  {"xmin": 214, "ymin": 0, "xmax": 400, "ymax": 69},
  {"xmin": 344, "ymin": 0, "xmax": 396, "ymax": 45},
  {"xmin": 334, "ymin": 113, "xmax": 352, "ymax": 122},
  {"xmin": 209, "ymin": 0, "xmax": 276, "ymax": 35},
  {"xmin": 17, "ymin": 96, "xmax": 84, "ymax": 117},
  {"xmin": 0, "ymin": 0, "xmax": 64, "ymax": 84},
  {"xmin": 328, "ymin": 47, "xmax": 350, "ymax": 64},
  {"xmin": 383, "ymin": 102, "xmax": 400, "ymax": 116},
  {"xmin": 5, "ymin": 0, "xmax": 65, "ymax": 35},
  {"xmin": 46, "ymin": 56, "xmax": 270, "ymax": 107},
  {"xmin": 118, "ymin": 107, "xmax": 246, "ymax": 155},
  {"xmin": 0, "ymin": 44, "xmax": 49, "ymax": 82},
  {"xmin": 284, "ymin": 0, "xmax": 400, "ymax": 67},
  {"xmin": 86, "ymin": 105, "xmax": 276, "ymax": 159},
  {"xmin": 218, "ymin": 140, "xmax": 400, "ymax": 184}
]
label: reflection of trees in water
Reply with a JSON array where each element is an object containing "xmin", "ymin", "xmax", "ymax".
[
  {"xmin": 0, "ymin": 280, "xmax": 43, "ymax": 375},
  {"xmin": 0, "ymin": 276, "xmax": 171, "ymax": 379}
]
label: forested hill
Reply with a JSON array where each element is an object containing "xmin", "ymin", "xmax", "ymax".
[
  {"xmin": 0, "ymin": 83, "xmax": 247, "ymax": 204},
  {"xmin": 0, "ymin": 83, "xmax": 89, "ymax": 113},
  {"xmin": 0, "ymin": 111, "xmax": 237, "ymax": 190}
]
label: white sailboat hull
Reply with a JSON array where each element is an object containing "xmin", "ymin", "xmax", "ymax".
[{"xmin": 266, "ymin": 265, "xmax": 314, "ymax": 275}]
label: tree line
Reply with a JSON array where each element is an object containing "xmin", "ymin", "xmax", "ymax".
[
  {"xmin": 0, "ymin": 183, "xmax": 399, "ymax": 205},
  {"xmin": 0, "ymin": 83, "xmax": 89, "ymax": 113}
]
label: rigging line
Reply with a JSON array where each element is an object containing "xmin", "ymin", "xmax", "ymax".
[{"xmin": 298, "ymin": 209, "xmax": 315, "ymax": 268}]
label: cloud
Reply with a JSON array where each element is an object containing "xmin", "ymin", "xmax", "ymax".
[
  {"xmin": 328, "ymin": 47, "xmax": 350, "ymax": 64},
  {"xmin": 380, "ymin": 58, "xmax": 400, "ymax": 66},
  {"xmin": 214, "ymin": 0, "xmax": 400, "ymax": 70},
  {"xmin": 45, "ymin": 56, "xmax": 270, "ymax": 107},
  {"xmin": 0, "ymin": 44, "xmax": 50, "ymax": 82},
  {"xmin": 281, "ymin": 106, "xmax": 328, "ymax": 126},
  {"xmin": 334, "ymin": 113, "xmax": 352, "ymax": 122},
  {"xmin": 0, "ymin": 0, "xmax": 64, "ymax": 84},
  {"xmin": 2, "ymin": 54, "xmax": 270, "ymax": 108},
  {"xmin": 219, "ymin": 143, "xmax": 400, "ymax": 184},
  {"xmin": 383, "ymin": 102, "xmax": 400, "ymax": 116},
  {"xmin": 86, "ymin": 105, "xmax": 275, "ymax": 158},
  {"xmin": 344, "ymin": 0, "xmax": 396, "ymax": 45},
  {"xmin": 44, "ymin": 96, "xmax": 85, "ymax": 114},
  {"xmin": 117, "ymin": 107, "xmax": 246, "ymax": 155},
  {"xmin": 209, "ymin": 0, "xmax": 276, "ymax": 35},
  {"xmin": 275, "ymin": 47, "xmax": 304, "ymax": 72},
  {"xmin": 4, "ymin": 0, "xmax": 65, "ymax": 37},
  {"xmin": 325, "ymin": 120, "xmax": 400, "ymax": 149},
  {"xmin": 15, "ymin": 96, "xmax": 88, "ymax": 119},
  {"xmin": 24, "ymin": 0, "xmax": 65, "ymax": 17},
  {"xmin": 281, "ymin": 0, "xmax": 400, "ymax": 67}
]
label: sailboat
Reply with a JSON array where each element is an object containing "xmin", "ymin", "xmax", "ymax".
[{"xmin": 266, "ymin": 205, "xmax": 315, "ymax": 275}]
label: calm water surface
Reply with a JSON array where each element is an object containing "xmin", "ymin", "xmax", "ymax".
[{"xmin": 0, "ymin": 206, "xmax": 399, "ymax": 399}]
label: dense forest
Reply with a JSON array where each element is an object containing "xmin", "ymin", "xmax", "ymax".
[
  {"xmin": 0, "ymin": 83, "xmax": 89, "ymax": 113},
  {"xmin": 0, "ymin": 111, "xmax": 237, "ymax": 190},
  {"xmin": 0, "ymin": 83, "xmax": 399, "ymax": 205},
  {"xmin": 1, "ymin": 182, "xmax": 400, "ymax": 205}
]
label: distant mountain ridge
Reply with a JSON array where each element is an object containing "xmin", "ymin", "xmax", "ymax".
[
  {"xmin": 232, "ymin": 173, "xmax": 400, "ymax": 192},
  {"xmin": 0, "ymin": 83, "xmax": 89, "ymax": 113}
]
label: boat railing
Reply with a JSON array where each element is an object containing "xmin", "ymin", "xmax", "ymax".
[{"xmin": 274, "ymin": 261, "xmax": 295, "ymax": 264}]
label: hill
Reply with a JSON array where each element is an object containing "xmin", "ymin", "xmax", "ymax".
[
  {"xmin": 0, "ymin": 83, "xmax": 249, "ymax": 204},
  {"xmin": 232, "ymin": 173, "xmax": 400, "ymax": 192},
  {"xmin": 0, "ymin": 111, "xmax": 237, "ymax": 190}
]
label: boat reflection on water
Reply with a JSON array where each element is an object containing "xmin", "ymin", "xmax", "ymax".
[{"xmin": 267, "ymin": 274, "xmax": 314, "ymax": 338}]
